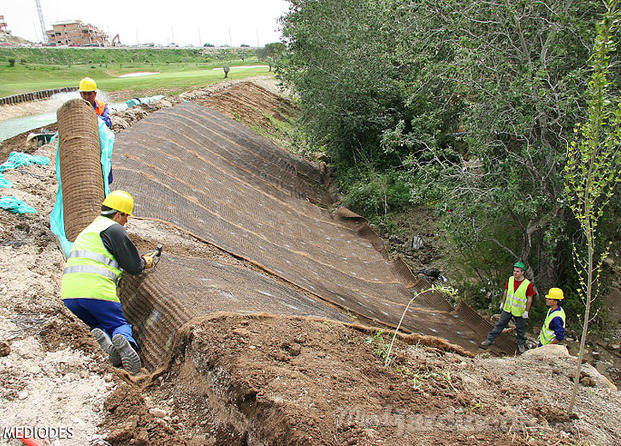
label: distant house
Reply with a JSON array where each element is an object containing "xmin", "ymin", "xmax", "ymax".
[
  {"xmin": 0, "ymin": 15, "xmax": 9, "ymax": 35},
  {"xmin": 46, "ymin": 20, "xmax": 108, "ymax": 46}
]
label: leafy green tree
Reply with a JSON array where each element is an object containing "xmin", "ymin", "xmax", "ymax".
[
  {"xmin": 278, "ymin": 0, "xmax": 615, "ymax": 304},
  {"xmin": 564, "ymin": 0, "xmax": 620, "ymax": 413},
  {"xmin": 255, "ymin": 42, "xmax": 285, "ymax": 72},
  {"xmin": 398, "ymin": 0, "xmax": 607, "ymax": 294},
  {"xmin": 279, "ymin": 0, "xmax": 415, "ymax": 168}
]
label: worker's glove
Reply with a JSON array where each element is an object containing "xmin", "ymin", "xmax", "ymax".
[
  {"xmin": 142, "ymin": 253, "xmax": 155, "ymax": 269},
  {"xmin": 522, "ymin": 311, "xmax": 529, "ymax": 319},
  {"xmin": 499, "ymin": 301, "xmax": 504, "ymax": 311}
]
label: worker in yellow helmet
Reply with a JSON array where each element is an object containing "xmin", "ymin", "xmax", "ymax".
[
  {"xmin": 79, "ymin": 77, "xmax": 114, "ymax": 184},
  {"xmin": 78, "ymin": 77, "xmax": 111, "ymax": 129},
  {"xmin": 537, "ymin": 288, "xmax": 566, "ymax": 347},
  {"xmin": 61, "ymin": 191, "xmax": 159, "ymax": 374}
]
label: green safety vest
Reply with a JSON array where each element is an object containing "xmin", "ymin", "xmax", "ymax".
[
  {"xmin": 502, "ymin": 276, "xmax": 530, "ymax": 317},
  {"xmin": 538, "ymin": 307, "xmax": 566, "ymax": 346},
  {"xmin": 61, "ymin": 216, "xmax": 122, "ymax": 303}
]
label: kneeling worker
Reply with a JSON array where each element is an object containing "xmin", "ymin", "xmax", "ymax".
[
  {"xmin": 61, "ymin": 191, "xmax": 158, "ymax": 374},
  {"xmin": 538, "ymin": 288, "xmax": 566, "ymax": 347}
]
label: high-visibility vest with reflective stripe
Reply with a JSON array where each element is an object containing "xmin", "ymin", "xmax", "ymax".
[
  {"xmin": 539, "ymin": 307, "xmax": 566, "ymax": 346},
  {"xmin": 502, "ymin": 276, "xmax": 530, "ymax": 317},
  {"xmin": 61, "ymin": 216, "xmax": 122, "ymax": 302}
]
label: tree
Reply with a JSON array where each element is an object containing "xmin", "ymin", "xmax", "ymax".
[
  {"xmin": 402, "ymin": 0, "xmax": 607, "ymax": 294},
  {"xmin": 255, "ymin": 42, "xmax": 285, "ymax": 72},
  {"xmin": 223, "ymin": 65, "xmax": 230, "ymax": 79},
  {"xmin": 564, "ymin": 0, "xmax": 621, "ymax": 413},
  {"xmin": 278, "ymin": 0, "xmax": 615, "ymax": 306},
  {"xmin": 279, "ymin": 0, "xmax": 414, "ymax": 168}
]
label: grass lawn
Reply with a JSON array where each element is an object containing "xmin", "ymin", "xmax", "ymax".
[{"xmin": 0, "ymin": 61, "xmax": 272, "ymax": 98}]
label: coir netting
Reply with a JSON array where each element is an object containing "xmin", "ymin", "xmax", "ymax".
[
  {"xmin": 57, "ymin": 98, "xmax": 104, "ymax": 241},
  {"xmin": 112, "ymin": 102, "xmax": 513, "ymax": 368}
]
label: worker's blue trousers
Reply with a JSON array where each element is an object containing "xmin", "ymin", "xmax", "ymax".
[{"xmin": 63, "ymin": 298, "xmax": 139, "ymax": 351}]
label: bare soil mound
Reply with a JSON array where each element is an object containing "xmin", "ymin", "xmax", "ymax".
[{"xmin": 97, "ymin": 313, "xmax": 620, "ymax": 445}]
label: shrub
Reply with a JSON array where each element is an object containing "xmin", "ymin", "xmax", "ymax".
[{"xmin": 342, "ymin": 169, "xmax": 410, "ymax": 218}]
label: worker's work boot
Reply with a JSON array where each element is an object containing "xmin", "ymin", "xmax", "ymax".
[
  {"xmin": 112, "ymin": 334, "xmax": 141, "ymax": 375},
  {"xmin": 518, "ymin": 344, "xmax": 525, "ymax": 354},
  {"xmin": 479, "ymin": 339, "xmax": 493, "ymax": 350},
  {"xmin": 92, "ymin": 328, "xmax": 121, "ymax": 367}
]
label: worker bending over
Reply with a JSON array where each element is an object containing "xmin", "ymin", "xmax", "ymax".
[
  {"xmin": 79, "ymin": 77, "xmax": 111, "ymax": 129},
  {"xmin": 61, "ymin": 191, "xmax": 158, "ymax": 374},
  {"xmin": 538, "ymin": 288, "xmax": 566, "ymax": 346}
]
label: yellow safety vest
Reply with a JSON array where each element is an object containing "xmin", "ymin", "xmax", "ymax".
[
  {"xmin": 502, "ymin": 276, "xmax": 530, "ymax": 317},
  {"xmin": 61, "ymin": 216, "xmax": 122, "ymax": 302},
  {"xmin": 539, "ymin": 307, "xmax": 566, "ymax": 346}
]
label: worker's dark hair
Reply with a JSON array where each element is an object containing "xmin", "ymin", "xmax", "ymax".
[{"xmin": 101, "ymin": 205, "xmax": 119, "ymax": 218}]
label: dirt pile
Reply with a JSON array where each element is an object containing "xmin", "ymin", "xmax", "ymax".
[{"xmin": 0, "ymin": 79, "xmax": 620, "ymax": 446}]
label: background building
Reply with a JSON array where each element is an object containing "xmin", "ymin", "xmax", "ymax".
[
  {"xmin": 0, "ymin": 15, "xmax": 9, "ymax": 35},
  {"xmin": 46, "ymin": 20, "xmax": 108, "ymax": 46}
]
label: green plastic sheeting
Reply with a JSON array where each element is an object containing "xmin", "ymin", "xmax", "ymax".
[
  {"xmin": 0, "ymin": 151, "xmax": 50, "ymax": 189},
  {"xmin": 125, "ymin": 95, "xmax": 165, "ymax": 108},
  {"xmin": 0, "ymin": 196, "xmax": 37, "ymax": 214},
  {"xmin": 0, "ymin": 152, "xmax": 50, "ymax": 173},
  {"xmin": 0, "ymin": 151, "xmax": 51, "ymax": 212}
]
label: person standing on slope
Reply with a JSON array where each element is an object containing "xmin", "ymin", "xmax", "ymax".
[
  {"xmin": 537, "ymin": 288, "xmax": 566, "ymax": 347},
  {"xmin": 479, "ymin": 261, "xmax": 535, "ymax": 353}
]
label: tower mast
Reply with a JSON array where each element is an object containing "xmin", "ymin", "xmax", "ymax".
[{"xmin": 35, "ymin": 0, "xmax": 48, "ymax": 43}]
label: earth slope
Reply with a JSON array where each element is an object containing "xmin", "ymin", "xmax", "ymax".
[{"xmin": 0, "ymin": 79, "xmax": 619, "ymax": 446}]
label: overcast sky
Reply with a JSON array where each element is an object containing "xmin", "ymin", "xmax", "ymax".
[{"xmin": 2, "ymin": 0, "xmax": 289, "ymax": 47}]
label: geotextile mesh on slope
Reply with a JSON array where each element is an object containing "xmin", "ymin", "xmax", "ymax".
[
  {"xmin": 119, "ymin": 255, "xmax": 350, "ymax": 369},
  {"xmin": 112, "ymin": 102, "xmax": 512, "ymax": 367}
]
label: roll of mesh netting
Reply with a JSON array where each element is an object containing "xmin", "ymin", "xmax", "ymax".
[{"xmin": 57, "ymin": 98, "xmax": 104, "ymax": 241}]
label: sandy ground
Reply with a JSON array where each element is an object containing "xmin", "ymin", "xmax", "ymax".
[
  {"xmin": 0, "ymin": 142, "xmax": 114, "ymax": 445},
  {"xmin": 1, "ymin": 80, "xmax": 620, "ymax": 445}
]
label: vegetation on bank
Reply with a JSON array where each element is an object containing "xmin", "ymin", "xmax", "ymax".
[
  {"xmin": 0, "ymin": 47, "xmax": 270, "ymax": 97},
  {"xmin": 276, "ymin": 0, "xmax": 621, "ymax": 331}
]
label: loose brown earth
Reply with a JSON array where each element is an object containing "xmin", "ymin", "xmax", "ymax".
[{"xmin": 1, "ymin": 78, "xmax": 620, "ymax": 446}]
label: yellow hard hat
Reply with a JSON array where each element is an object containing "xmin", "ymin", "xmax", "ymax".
[
  {"xmin": 545, "ymin": 287, "xmax": 564, "ymax": 300},
  {"xmin": 102, "ymin": 190, "xmax": 134, "ymax": 216},
  {"xmin": 79, "ymin": 77, "xmax": 97, "ymax": 92}
]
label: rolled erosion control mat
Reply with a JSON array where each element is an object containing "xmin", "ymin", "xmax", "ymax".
[{"xmin": 57, "ymin": 98, "xmax": 104, "ymax": 241}]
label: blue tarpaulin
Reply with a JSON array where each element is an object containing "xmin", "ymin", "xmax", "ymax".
[{"xmin": 50, "ymin": 119, "xmax": 115, "ymax": 257}]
